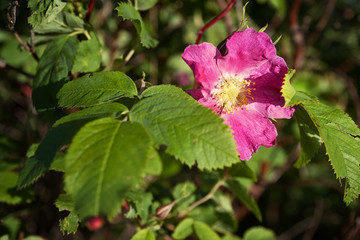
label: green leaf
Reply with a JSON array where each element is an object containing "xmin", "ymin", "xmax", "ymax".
[
  {"xmin": 243, "ymin": 226, "xmax": 275, "ymax": 240},
  {"xmin": 57, "ymin": 71, "xmax": 137, "ymax": 108},
  {"xmin": 65, "ymin": 119, "xmax": 152, "ymax": 219},
  {"xmin": 116, "ymin": 3, "xmax": 158, "ymax": 48},
  {"xmin": 294, "ymin": 106, "xmax": 322, "ymax": 168},
  {"xmin": 301, "ymin": 101, "xmax": 360, "ymax": 204},
  {"xmin": 59, "ymin": 211, "xmax": 80, "ymax": 235},
  {"xmin": 23, "ymin": 236, "xmax": 46, "ymax": 240},
  {"xmin": 172, "ymin": 182, "xmax": 196, "ymax": 211},
  {"xmin": 130, "ymin": 229, "xmax": 155, "ymax": 240},
  {"xmin": 228, "ymin": 161, "xmax": 257, "ymax": 181},
  {"xmin": 55, "ymin": 194, "xmax": 75, "ymax": 212},
  {"xmin": 34, "ymin": 11, "xmax": 84, "ymax": 34},
  {"xmin": 72, "ymin": 32, "xmax": 102, "ymax": 73},
  {"xmin": 18, "ymin": 103, "xmax": 127, "ymax": 188},
  {"xmin": 32, "ymin": 35, "xmax": 79, "ymax": 111},
  {"xmin": 127, "ymin": 190, "xmax": 153, "ymax": 223},
  {"xmin": 225, "ymin": 179, "xmax": 262, "ymax": 221},
  {"xmin": 0, "ymin": 160, "xmax": 33, "ymax": 204},
  {"xmin": 280, "ymin": 69, "xmax": 296, "ymax": 107},
  {"xmin": 136, "ymin": 0, "xmax": 158, "ymax": 11},
  {"xmin": 269, "ymin": 0, "xmax": 287, "ymax": 18},
  {"xmin": 1, "ymin": 217, "xmax": 20, "ymax": 240},
  {"xmin": 130, "ymin": 85, "xmax": 240, "ymax": 170},
  {"xmin": 193, "ymin": 221, "xmax": 221, "ymax": 240},
  {"xmin": 28, "ymin": 0, "xmax": 52, "ymax": 27},
  {"xmin": 222, "ymin": 235, "xmax": 242, "ymax": 240},
  {"xmin": 0, "ymin": 236, "xmax": 9, "ymax": 240},
  {"xmin": 172, "ymin": 218, "xmax": 194, "ymax": 240},
  {"xmin": 145, "ymin": 148, "xmax": 162, "ymax": 175}
]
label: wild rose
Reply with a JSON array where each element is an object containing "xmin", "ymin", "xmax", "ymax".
[{"xmin": 182, "ymin": 28, "xmax": 294, "ymax": 160}]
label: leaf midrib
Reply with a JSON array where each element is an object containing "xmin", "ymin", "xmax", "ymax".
[{"xmin": 94, "ymin": 121, "xmax": 121, "ymax": 215}]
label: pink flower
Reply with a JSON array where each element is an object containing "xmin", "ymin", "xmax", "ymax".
[{"xmin": 182, "ymin": 28, "xmax": 295, "ymax": 160}]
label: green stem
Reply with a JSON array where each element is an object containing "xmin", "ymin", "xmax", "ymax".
[{"xmin": 179, "ymin": 180, "xmax": 224, "ymax": 217}]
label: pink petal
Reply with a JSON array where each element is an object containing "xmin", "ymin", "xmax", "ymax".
[
  {"xmin": 187, "ymin": 89, "xmax": 203, "ymax": 100},
  {"xmin": 247, "ymin": 56, "xmax": 288, "ymax": 106},
  {"xmin": 222, "ymin": 108, "xmax": 278, "ymax": 160},
  {"xmin": 246, "ymin": 102, "xmax": 295, "ymax": 119},
  {"xmin": 182, "ymin": 43, "xmax": 222, "ymax": 92},
  {"xmin": 217, "ymin": 28, "xmax": 277, "ymax": 76}
]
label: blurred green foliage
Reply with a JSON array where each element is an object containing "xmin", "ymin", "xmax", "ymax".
[{"xmin": 0, "ymin": 0, "xmax": 359, "ymax": 239}]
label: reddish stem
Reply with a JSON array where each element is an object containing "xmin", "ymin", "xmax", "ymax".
[
  {"xmin": 195, "ymin": 0, "xmax": 237, "ymax": 45},
  {"xmin": 86, "ymin": 0, "xmax": 96, "ymax": 22},
  {"xmin": 194, "ymin": 0, "xmax": 237, "ymax": 89}
]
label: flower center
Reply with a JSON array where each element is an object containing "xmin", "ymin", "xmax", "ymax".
[{"xmin": 211, "ymin": 75, "xmax": 255, "ymax": 113}]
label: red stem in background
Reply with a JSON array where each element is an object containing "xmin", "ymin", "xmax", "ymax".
[
  {"xmin": 195, "ymin": 0, "xmax": 237, "ymax": 45},
  {"xmin": 194, "ymin": 0, "xmax": 237, "ymax": 89},
  {"xmin": 86, "ymin": 0, "xmax": 96, "ymax": 22}
]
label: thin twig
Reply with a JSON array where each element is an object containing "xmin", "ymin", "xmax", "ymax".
[
  {"xmin": 289, "ymin": 0, "xmax": 305, "ymax": 70},
  {"xmin": 6, "ymin": 1, "xmax": 39, "ymax": 61},
  {"xmin": 309, "ymin": 0, "xmax": 337, "ymax": 45},
  {"xmin": 216, "ymin": 0, "xmax": 235, "ymax": 34},
  {"xmin": 179, "ymin": 180, "xmax": 224, "ymax": 217},
  {"xmin": 0, "ymin": 58, "xmax": 34, "ymax": 78},
  {"xmin": 86, "ymin": 0, "xmax": 96, "ymax": 22},
  {"xmin": 196, "ymin": 0, "xmax": 237, "ymax": 45}
]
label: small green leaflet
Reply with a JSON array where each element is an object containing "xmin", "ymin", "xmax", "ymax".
[
  {"xmin": 172, "ymin": 218, "xmax": 194, "ymax": 239},
  {"xmin": 28, "ymin": 0, "xmax": 65, "ymax": 27},
  {"xmin": 293, "ymin": 106, "xmax": 322, "ymax": 168},
  {"xmin": 243, "ymin": 226, "xmax": 276, "ymax": 240},
  {"xmin": 136, "ymin": 0, "xmax": 158, "ymax": 11},
  {"xmin": 17, "ymin": 103, "xmax": 128, "ymax": 188},
  {"xmin": 0, "ymin": 160, "xmax": 33, "ymax": 204},
  {"xmin": 65, "ymin": 119, "xmax": 152, "ymax": 219},
  {"xmin": 57, "ymin": 71, "xmax": 137, "ymax": 108},
  {"xmin": 129, "ymin": 85, "xmax": 240, "ymax": 170},
  {"xmin": 130, "ymin": 229, "xmax": 155, "ymax": 240},
  {"xmin": 72, "ymin": 32, "xmax": 102, "ymax": 73},
  {"xmin": 116, "ymin": 3, "xmax": 158, "ymax": 48},
  {"xmin": 193, "ymin": 221, "xmax": 221, "ymax": 240},
  {"xmin": 32, "ymin": 35, "xmax": 79, "ymax": 111}
]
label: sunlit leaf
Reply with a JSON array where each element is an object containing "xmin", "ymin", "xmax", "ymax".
[
  {"xmin": 130, "ymin": 229, "xmax": 155, "ymax": 240},
  {"xmin": 243, "ymin": 226, "xmax": 275, "ymax": 240},
  {"xmin": 172, "ymin": 218, "xmax": 194, "ymax": 240},
  {"xmin": 116, "ymin": 3, "xmax": 158, "ymax": 48},
  {"xmin": 65, "ymin": 119, "xmax": 152, "ymax": 219},
  {"xmin": 72, "ymin": 32, "xmax": 102, "ymax": 73},
  {"xmin": 18, "ymin": 103, "xmax": 127, "ymax": 188},
  {"xmin": 130, "ymin": 85, "xmax": 240, "ymax": 170},
  {"xmin": 57, "ymin": 71, "xmax": 137, "ymax": 108},
  {"xmin": 301, "ymin": 101, "xmax": 360, "ymax": 204},
  {"xmin": 193, "ymin": 221, "xmax": 221, "ymax": 240}
]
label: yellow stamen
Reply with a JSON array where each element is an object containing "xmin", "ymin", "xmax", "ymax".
[{"xmin": 211, "ymin": 75, "xmax": 255, "ymax": 113}]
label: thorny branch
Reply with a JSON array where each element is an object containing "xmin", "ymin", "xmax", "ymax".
[{"xmin": 6, "ymin": 1, "xmax": 39, "ymax": 61}]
